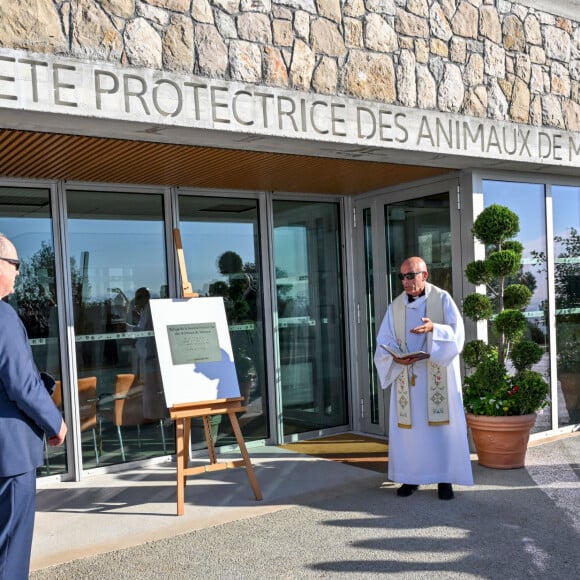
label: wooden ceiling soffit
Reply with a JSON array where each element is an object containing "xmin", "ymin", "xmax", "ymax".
[{"xmin": 0, "ymin": 130, "xmax": 451, "ymax": 195}]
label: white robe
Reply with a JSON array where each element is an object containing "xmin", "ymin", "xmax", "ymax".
[{"xmin": 374, "ymin": 289, "xmax": 473, "ymax": 486}]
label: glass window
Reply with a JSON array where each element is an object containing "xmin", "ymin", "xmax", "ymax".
[
  {"xmin": 385, "ymin": 193, "xmax": 453, "ymax": 300},
  {"xmin": 482, "ymin": 180, "xmax": 550, "ymax": 433},
  {"xmin": 0, "ymin": 187, "xmax": 66, "ymax": 476},
  {"xmin": 552, "ymin": 186, "xmax": 580, "ymax": 426},
  {"xmin": 67, "ymin": 190, "xmax": 172, "ymax": 467},
  {"xmin": 273, "ymin": 200, "xmax": 348, "ymax": 435},
  {"xmin": 178, "ymin": 196, "xmax": 268, "ymax": 447}
]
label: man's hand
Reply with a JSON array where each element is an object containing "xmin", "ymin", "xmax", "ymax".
[
  {"xmin": 48, "ymin": 419, "xmax": 67, "ymax": 447},
  {"xmin": 410, "ymin": 317, "xmax": 433, "ymax": 334},
  {"xmin": 393, "ymin": 355, "xmax": 423, "ymax": 366}
]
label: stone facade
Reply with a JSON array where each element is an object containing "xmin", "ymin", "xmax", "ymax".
[{"xmin": 0, "ymin": 0, "xmax": 579, "ymax": 131}]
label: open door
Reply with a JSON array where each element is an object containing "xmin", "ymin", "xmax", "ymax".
[{"xmin": 353, "ymin": 178, "xmax": 462, "ymax": 436}]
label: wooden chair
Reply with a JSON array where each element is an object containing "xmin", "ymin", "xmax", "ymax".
[
  {"xmin": 53, "ymin": 380, "xmax": 62, "ymax": 409},
  {"xmin": 112, "ymin": 373, "xmax": 167, "ymax": 462},
  {"xmin": 77, "ymin": 376, "xmax": 100, "ymax": 466},
  {"xmin": 44, "ymin": 377, "xmax": 100, "ymax": 472}
]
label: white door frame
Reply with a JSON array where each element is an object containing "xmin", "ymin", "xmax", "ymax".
[{"xmin": 350, "ymin": 175, "xmax": 463, "ymax": 436}]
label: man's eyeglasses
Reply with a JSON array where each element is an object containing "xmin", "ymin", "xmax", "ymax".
[
  {"xmin": 398, "ymin": 271, "xmax": 425, "ymax": 280},
  {"xmin": 0, "ymin": 257, "xmax": 20, "ymax": 271}
]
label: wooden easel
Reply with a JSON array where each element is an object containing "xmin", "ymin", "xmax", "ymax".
[{"xmin": 169, "ymin": 228, "xmax": 262, "ymax": 516}]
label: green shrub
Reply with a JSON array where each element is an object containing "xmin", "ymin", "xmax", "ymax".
[
  {"xmin": 462, "ymin": 204, "xmax": 549, "ymax": 416},
  {"xmin": 510, "ymin": 341, "xmax": 543, "ymax": 373}
]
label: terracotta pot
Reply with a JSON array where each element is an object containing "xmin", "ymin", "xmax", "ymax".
[{"xmin": 466, "ymin": 413, "xmax": 537, "ymax": 469}]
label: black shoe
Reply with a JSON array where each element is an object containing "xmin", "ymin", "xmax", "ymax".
[
  {"xmin": 438, "ymin": 483, "xmax": 454, "ymax": 500},
  {"xmin": 397, "ymin": 484, "xmax": 419, "ymax": 497}
]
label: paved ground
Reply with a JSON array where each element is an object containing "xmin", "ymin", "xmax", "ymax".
[{"xmin": 30, "ymin": 433, "xmax": 579, "ymax": 579}]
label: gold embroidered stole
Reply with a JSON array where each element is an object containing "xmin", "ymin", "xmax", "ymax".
[{"xmin": 392, "ymin": 283, "xmax": 450, "ymax": 428}]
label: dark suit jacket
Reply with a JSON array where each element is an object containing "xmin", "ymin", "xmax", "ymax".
[{"xmin": 0, "ymin": 301, "xmax": 63, "ymax": 477}]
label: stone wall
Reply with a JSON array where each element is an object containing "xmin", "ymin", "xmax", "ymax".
[{"xmin": 1, "ymin": 0, "xmax": 579, "ymax": 131}]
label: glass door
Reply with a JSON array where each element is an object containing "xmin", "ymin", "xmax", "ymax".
[
  {"xmin": 66, "ymin": 189, "xmax": 172, "ymax": 468},
  {"xmin": 178, "ymin": 195, "xmax": 348, "ymax": 443},
  {"xmin": 0, "ymin": 186, "xmax": 67, "ymax": 476},
  {"xmin": 354, "ymin": 179, "xmax": 461, "ymax": 436},
  {"xmin": 178, "ymin": 195, "xmax": 268, "ymax": 447},
  {"xmin": 273, "ymin": 200, "xmax": 348, "ymax": 437}
]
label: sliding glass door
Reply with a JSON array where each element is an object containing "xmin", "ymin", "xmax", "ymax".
[
  {"xmin": 178, "ymin": 195, "xmax": 268, "ymax": 446},
  {"xmin": 0, "ymin": 187, "xmax": 66, "ymax": 476},
  {"xmin": 66, "ymin": 189, "xmax": 172, "ymax": 467},
  {"xmin": 273, "ymin": 200, "xmax": 348, "ymax": 436}
]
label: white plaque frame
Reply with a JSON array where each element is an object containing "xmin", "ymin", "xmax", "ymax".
[{"xmin": 149, "ymin": 297, "xmax": 240, "ymax": 407}]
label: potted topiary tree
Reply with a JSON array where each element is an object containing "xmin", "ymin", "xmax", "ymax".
[{"xmin": 462, "ymin": 204, "xmax": 550, "ymax": 469}]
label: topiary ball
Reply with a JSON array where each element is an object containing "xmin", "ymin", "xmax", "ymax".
[
  {"xmin": 494, "ymin": 309, "xmax": 527, "ymax": 341},
  {"xmin": 510, "ymin": 340, "xmax": 544, "ymax": 372},
  {"xmin": 472, "ymin": 204, "xmax": 519, "ymax": 247},
  {"xmin": 504, "ymin": 284, "xmax": 532, "ymax": 310},
  {"xmin": 463, "ymin": 293, "xmax": 494, "ymax": 321}
]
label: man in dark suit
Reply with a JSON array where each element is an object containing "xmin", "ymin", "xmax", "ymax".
[{"xmin": 0, "ymin": 233, "xmax": 67, "ymax": 580}]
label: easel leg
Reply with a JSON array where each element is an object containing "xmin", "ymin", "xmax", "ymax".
[
  {"xmin": 169, "ymin": 400, "xmax": 262, "ymax": 515},
  {"xmin": 228, "ymin": 411, "xmax": 263, "ymax": 501},
  {"xmin": 184, "ymin": 417, "xmax": 191, "ymax": 473},
  {"xmin": 175, "ymin": 418, "xmax": 186, "ymax": 516},
  {"xmin": 203, "ymin": 415, "xmax": 217, "ymax": 464}
]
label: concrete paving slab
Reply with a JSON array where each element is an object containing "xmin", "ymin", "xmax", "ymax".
[
  {"xmin": 31, "ymin": 445, "xmax": 381, "ymax": 570},
  {"xmin": 30, "ymin": 434, "xmax": 579, "ymax": 579}
]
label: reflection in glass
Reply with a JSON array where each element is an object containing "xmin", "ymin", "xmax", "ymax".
[
  {"xmin": 0, "ymin": 188, "xmax": 67, "ymax": 476},
  {"xmin": 67, "ymin": 190, "xmax": 172, "ymax": 467},
  {"xmin": 385, "ymin": 193, "xmax": 452, "ymax": 302},
  {"xmin": 273, "ymin": 200, "xmax": 348, "ymax": 435},
  {"xmin": 552, "ymin": 186, "xmax": 580, "ymax": 426},
  {"xmin": 483, "ymin": 181, "xmax": 550, "ymax": 433},
  {"xmin": 178, "ymin": 196, "xmax": 267, "ymax": 447}
]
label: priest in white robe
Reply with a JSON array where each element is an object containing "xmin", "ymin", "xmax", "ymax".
[{"xmin": 374, "ymin": 257, "xmax": 473, "ymax": 500}]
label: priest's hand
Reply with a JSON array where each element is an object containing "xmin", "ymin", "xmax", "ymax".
[
  {"xmin": 410, "ymin": 317, "xmax": 433, "ymax": 334},
  {"xmin": 393, "ymin": 355, "xmax": 422, "ymax": 366}
]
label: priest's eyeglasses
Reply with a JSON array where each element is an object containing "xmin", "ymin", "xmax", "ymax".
[
  {"xmin": 398, "ymin": 271, "xmax": 425, "ymax": 280},
  {"xmin": 0, "ymin": 257, "xmax": 20, "ymax": 271}
]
